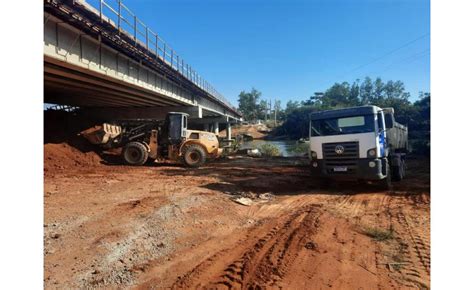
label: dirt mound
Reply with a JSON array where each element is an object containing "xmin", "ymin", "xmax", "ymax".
[
  {"xmin": 44, "ymin": 141, "xmax": 102, "ymax": 172},
  {"xmin": 220, "ymin": 124, "xmax": 270, "ymax": 139},
  {"xmin": 44, "ymin": 109, "xmax": 105, "ymax": 173}
]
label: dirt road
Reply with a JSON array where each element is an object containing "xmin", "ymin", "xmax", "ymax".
[{"xmin": 44, "ymin": 154, "xmax": 430, "ymax": 289}]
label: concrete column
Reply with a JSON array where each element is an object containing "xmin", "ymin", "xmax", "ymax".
[
  {"xmin": 213, "ymin": 122, "xmax": 219, "ymax": 135},
  {"xmin": 226, "ymin": 123, "xmax": 232, "ymax": 140}
]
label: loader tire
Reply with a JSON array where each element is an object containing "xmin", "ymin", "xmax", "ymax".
[
  {"xmin": 123, "ymin": 142, "xmax": 148, "ymax": 166},
  {"xmin": 183, "ymin": 145, "xmax": 206, "ymax": 168}
]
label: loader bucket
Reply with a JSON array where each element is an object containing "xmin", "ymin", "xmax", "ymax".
[{"xmin": 80, "ymin": 123, "xmax": 122, "ymax": 145}]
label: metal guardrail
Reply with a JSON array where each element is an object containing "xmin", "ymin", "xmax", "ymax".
[{"xmin": 90, "ymin": 0, "xmax": 236, "ymax": 111}]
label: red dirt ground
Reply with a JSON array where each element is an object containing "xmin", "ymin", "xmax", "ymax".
[{"xmin": 44, "ymin": 139, "xmax": 430, "ymax": 289}]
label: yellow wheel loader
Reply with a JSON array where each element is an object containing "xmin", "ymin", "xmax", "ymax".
[{"xmin": 80, "ymin": 112, "xmax": 222, "ymax": 167}]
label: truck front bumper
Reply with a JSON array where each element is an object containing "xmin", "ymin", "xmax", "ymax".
[{"xmin": 310, "ymin": 158, "xmax": 387, "ymax": 181}]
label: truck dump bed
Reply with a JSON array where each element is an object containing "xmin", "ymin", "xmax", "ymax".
[
  {"xmin": 387, "ymin": 122, "xmax": 408, "ymax": 151},
  {"xmin": 383, "ymin": 107, "xmax": 408, "ymax": 151}
]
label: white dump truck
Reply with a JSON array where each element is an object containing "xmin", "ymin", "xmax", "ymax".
[{"xmin": 309, "ymin": 105, "xmax": 408, "ymax": 188}]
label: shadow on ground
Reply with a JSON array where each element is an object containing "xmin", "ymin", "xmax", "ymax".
[{"xmin": 160, "ymin": 156, "xmax": 430, "ymax": 196}]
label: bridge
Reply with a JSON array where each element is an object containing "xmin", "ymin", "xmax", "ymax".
[{"xmin": 44, "ymin": 0, "xmax": 242, "ymax": 136}]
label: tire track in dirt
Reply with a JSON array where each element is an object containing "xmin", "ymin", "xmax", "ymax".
[
  {"xmin": 172, "ymin": 204, "xmax": 323, "ymax": 289},
  {"xmin": 394, "ymin": 210, "xmax": 430, "ymax": 288},
  {"xmin": 327, "ymin": 192, "xmax": 430, "ymax": 289},
  {"xmin": 369, "ymin": 193, "xmax": 430, "ymax": 289}
]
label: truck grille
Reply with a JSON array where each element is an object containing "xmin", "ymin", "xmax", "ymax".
[{"xmin": 322, "ymin": 142, "xmax": 359, "ymax": 174}]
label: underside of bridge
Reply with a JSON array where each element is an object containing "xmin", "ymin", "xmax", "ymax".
[
  {"xmin": 44, "ymin": 0, "xmax": 241, "ymax": 132},
  {"xmin": 45, "ymin": 56, "xmax": 187, "ymax": 108}
]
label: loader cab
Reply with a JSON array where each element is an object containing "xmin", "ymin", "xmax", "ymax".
[{"xmin": 164, "ymin": 112, "xmax": 188, "ymax": 145}]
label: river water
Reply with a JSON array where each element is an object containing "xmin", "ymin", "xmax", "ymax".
[{"xmin": 239, "ymin": 140, "xmax": 309, "ymax": 157}]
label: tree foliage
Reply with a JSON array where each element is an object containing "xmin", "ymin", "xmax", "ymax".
[
  {"xmin": 274, "ymin": 77, "xmax": 430, "ymax": 154},
  {"xmin": 238, "ymin": 88, "xmax": 263, "ymax": 121}
]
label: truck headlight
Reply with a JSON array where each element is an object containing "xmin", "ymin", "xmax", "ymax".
[
  {"xmin": 367, "ymin": 148, "xmax": 376, "ymax": 157},
  {"xmin": 311, "ymin": 151, "xmax": 317, "ymax": 158},
  {"xmin": 369, "ymin": 161, "xmax": 376, "ymax": 168},
  {"xmin": 312, "ymin": 161, "xmax": 318, "ymax": 168}
]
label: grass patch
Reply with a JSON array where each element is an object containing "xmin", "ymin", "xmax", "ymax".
[
  {"xmin": 258, "ymin": 143, "xmax": 281, "ymax": 157},
  {"xmin": 287, "ymin": 142, "xmax": 309, "ymax": 155},
  {"xmin": 362, "ymin": 226, "xmax": 395, "ymax": 241}
]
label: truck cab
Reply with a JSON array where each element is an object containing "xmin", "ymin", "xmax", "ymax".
[{"xmin": 309, "ymin": 105, "xmax": 407, "ymax": 188}]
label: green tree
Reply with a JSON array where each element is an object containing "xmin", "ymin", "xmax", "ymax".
[
  {"xmin": 273, "ymin": 106, "xmax": 315, "ymax": 139},
  {"xmin": 384, "ymin": 80, "xmax": 408, "ymax": 99},
  {"xmin": 360, "ymin": 77, "xmax": 374, "ymax": 105},
  {"xmin": 273, "ymin": 77, "xmax": 430, "ymax": 149},
  {"xmin": 319, "ymin": 82, "xmax": 361, "ymax": 108},
  {"xmin": 238, "ymin": 88, "xmax": 262, "ymax": 121},
  {"xmin": 285, "ymin": 100, "xmax": 300, "ymax": 112},
  {"xmin": 349, "ymin": 80, "xmax": 361, "ymax": 106},
  {"xmin": 372, "ymin": 78, "xmax": 385, "ymax": 103},
  {"xmin": 258, "ymin": 99, "xmax": 269, "ymax": 120}
]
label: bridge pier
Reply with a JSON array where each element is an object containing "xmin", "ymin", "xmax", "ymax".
[
  {"xmin": 213, "ymin": 122, "xmax": 220, "ymax": 135},
  {"xmin": 226, "ymin": 123, "xmax": 232, "ymax": 141}
]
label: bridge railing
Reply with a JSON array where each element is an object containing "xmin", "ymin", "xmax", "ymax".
[{"xmin": 90, "ymin": 0, "xmax": 237, "ymax": 111}]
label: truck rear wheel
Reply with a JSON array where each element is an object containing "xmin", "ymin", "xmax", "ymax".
[
  {"xmin": 392, "ymin": 158, "xmax": 406, "ymax": 181},
  {"xmin": 123, "ymin": 142, "xmax": 149, "ymax": 166},
  {"xmin": 183, "ymin": 145, "xmax": 206, "ymax": 168},
  {"xmin": 392, "ymin": 165, "xmax": 403, "ymax": 181}
]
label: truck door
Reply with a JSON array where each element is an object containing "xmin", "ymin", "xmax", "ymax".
[{"xmin": 377, "ymin": 111, "xmax": 387, "ymax": 157}]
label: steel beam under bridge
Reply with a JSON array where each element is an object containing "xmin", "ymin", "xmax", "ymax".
[{"xmin": 43, "ymin": 0, "xmax": 242, "ymax": 121}]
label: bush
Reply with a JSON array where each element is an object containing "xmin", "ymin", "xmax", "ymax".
[
  {"xmin": 411, "ymin": 139, "xmax": 430, "ymax": 156},
  {"xmin": 259, "ymin": 143, "xmax": 281, "ymax": 157},
  {"xmin": 362, "ymin": 227, "xmax": 395, "ymax": 241},
  {"xmin": 288, "ymin": 142, "xmax": 309, "ymax": 155}
]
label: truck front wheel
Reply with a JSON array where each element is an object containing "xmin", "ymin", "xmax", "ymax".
[
  {"xmin": 183, "ymin": 145, "xmax": 206, "ymax": 168},
  {"xmin": 378, "ymin": 166, "xmax": 392, "ymax": 190},
  {"xmin": 123, "ymin": 142, "xmax": 149, "ymax": 166}
]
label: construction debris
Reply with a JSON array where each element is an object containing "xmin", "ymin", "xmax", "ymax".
[
  {"xmin": 258, "ymin": 192, "xmax": 274, "ymax": 200},
  {"xmin": 230, "ymin": 191, "xmax": 275, "ymax": 206},
  {"xmin": 247, "ymin": 148, "xmax": 262, "ymax": 158},
  {"xmin": 232, "ymin": 197, "xmax": 253, "ymax": 206}
]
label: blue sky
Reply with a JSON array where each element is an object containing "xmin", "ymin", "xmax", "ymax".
[{"xmin": 92, "ymin": 0, "xmax": 430, "ymax": 107}]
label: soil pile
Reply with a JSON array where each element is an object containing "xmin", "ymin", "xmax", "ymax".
[
  {"xmin": 220, "ymin": 124, "xmax": 270, "ymax": 139},
  {"xmin": 44, "ymin": 109, "xmax": 103, "ymax": 173},
  {"xmin": 44, "ymin": 142, "xmax": 102, "ymax": 172}
]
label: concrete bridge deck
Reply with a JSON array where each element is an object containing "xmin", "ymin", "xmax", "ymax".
[{"xmin": 44, "ymin": 0, "xmax": 242, "ymax": 129}]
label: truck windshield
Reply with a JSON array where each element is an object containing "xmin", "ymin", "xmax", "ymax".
[{"xmin": 310, "ymin": 115, "xmax": 375, "ymax": 136}]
